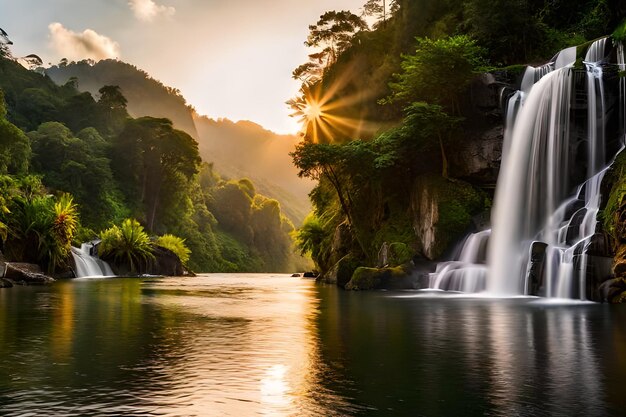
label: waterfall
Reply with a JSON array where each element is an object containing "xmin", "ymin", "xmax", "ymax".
[
  {"xmin": 430, "ymin": 37, "xmax": 621, "ymax": 299},
  {"xmin": 429, "ymin": 230, "xmax": 490, "ymax": 292},
  {"xmin": 488, "ymin": 37, "xmax": 613, "ymax": 298},
  {"xmin": 71, "ymin": 242, "xmax": 114, "ymax": 278}
]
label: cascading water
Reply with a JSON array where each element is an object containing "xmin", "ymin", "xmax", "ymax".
[
  {"xmin": 429, "ymin": 230, "xmax": 490, "ymax": 292},
  {"xmin": 71, "ymin": 242, "xmax": 114, "ymax": 278},
  {"xmin": 430, "ymin": 37, "xmax": 622, "ymax": 299}
]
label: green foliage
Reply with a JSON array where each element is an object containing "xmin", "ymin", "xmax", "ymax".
[
  {"xmin": 386, "ymin": 35, "xmax": 488, "ymax": 112},
  {"xmin": 0, "ymin": 179, "xmax": 79, "ymax": 273},
  {"xmin": 0, "ymin": 90, "xmax": 30, "ymax": 175},
  {"xmin": 112, "ymin": 117, "xmax": 201, "ymax": 232},
  {"xmin": 345, "ymin": 265, "xmax": 408, "ymax": 290},
  {"xmin": 416, "ymin": 175, "xmax": 486, "ymax": 259},
  {"xmin": 388, "ymin": 242, "xmax": 412, "ymax": 266},
  {"xmin": 601, "ymin": 151, "xmax": 626, "ymax": 238},
  {"xmin": 99, "ymin": 218, "xmax": 155, "ymax": 273},
  {"xmin": 28, "ymin": 121, "xmax": 127, "ymax": 230},
  {"xmin": 49, "ymin": 193, "xmax": 79, "ymax": 271},
  {"xmin": 613, "ymin": 19, "xmax": 626, "ymax": 42},
  {"xmin": 293, "ymin": 213, "xmax": 326, "ymax": 259},
  {"xmin": 155, "ymin": 234, "xmax": 190, "ymax": 265},
  {"xmin": 214, "ymin": 231, "xmax": 263, "ymax": 272}
]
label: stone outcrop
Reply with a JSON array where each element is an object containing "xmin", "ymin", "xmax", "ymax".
[
  {"xmin": 2, "ymin": 263, "xmax": 55, "ymax": 285},
  {"xmin": 410, "ymin": 175, "xmax": 486, "ymax": 260},
  {"xmin": 107, "ymin": 246, "xmax": 193, "ymax": 277},
  {"xmin": 345, "ymin": 264, "xmax": 417, "ymax": 290},
  {"xmin": 607, "ymin": 195, "xmax": 626, "ymax": 302},
  {"xmin": 448, "ymin": 126, "xmax": 503, "ymax": 184}
]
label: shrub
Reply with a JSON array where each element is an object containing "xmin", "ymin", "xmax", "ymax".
[
  {"xmin": 99, "ymin": 218, "xmax": 154, "ymax": 273},
  {"xmin": 155, "ymin": 234, "xmax": 191, "ymax": 265}
]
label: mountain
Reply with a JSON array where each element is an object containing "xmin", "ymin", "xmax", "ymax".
[
  {"xmin": 193, "ymin": 116, "xmax": 312, "ymax": 224},
  {"xmin": 46, "ymin": 59, "xmax": 312, "ymax": 225}
]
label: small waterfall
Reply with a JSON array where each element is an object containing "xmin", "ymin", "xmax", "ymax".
[
  {"xmin": 429, "ymin": 230, "xmax": 490, "ymax": 292},
  {"xmin": 71, "ymin": 242, "xmax": 114, "ymax": 278}
]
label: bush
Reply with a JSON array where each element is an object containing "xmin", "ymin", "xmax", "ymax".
[
  {"xmin": 99, "ymin": 218, "xmax": 154, "ymax": 273},
  {"xmin": 155, "ymin": 234, "xmax": 191, "ymax": 265}
]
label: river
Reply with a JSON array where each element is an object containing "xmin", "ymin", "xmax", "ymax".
[{"xmin": 0, "ymin": 274, "xmax": 624, "ymax": 416}]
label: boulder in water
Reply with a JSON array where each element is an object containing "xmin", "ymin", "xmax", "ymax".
[
  {"xmin": 345, "ymin": 264, "xmax": 413, "ymax": 290},
  {"xmin": 3, "ymin": 263, "xmax": 55, "ymax": 285}
]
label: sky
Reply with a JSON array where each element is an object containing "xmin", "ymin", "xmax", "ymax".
[{"xmin": 1, "ymin": 0, "xmax": 368, "ymax": 134}]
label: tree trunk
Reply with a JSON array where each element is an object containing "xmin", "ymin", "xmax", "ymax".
[{"xmin": 439, "ymin": 134, "xmax": 448, "ymax": 179}]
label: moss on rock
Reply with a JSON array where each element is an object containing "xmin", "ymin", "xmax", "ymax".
[
  {"xmin": 323, "ymin": 254, "xmax": 362, "ymax": 286},
  {"xmin": 412, "ymin": 175, "xmax": 487, "ymax": 260},
  {"xmin": 345, "ymin": 265, "xmax": 410, "ymax": 290},
  {"xmin": 388, "ymin": 242, "xmax": 413, "ymax": 266}
]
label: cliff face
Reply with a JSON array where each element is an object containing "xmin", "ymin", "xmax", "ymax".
[
  {"xmin": 600, "ymin": 151, "xmax": 626, "ymax": 302},
  {"xmin": 410, "ymin": 175, "xmax": 487, "ymax": 261}
]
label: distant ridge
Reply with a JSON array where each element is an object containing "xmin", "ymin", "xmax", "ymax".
[{"xmin": 46, "ymin": 59, "xmax": 312, "ymax": 225}]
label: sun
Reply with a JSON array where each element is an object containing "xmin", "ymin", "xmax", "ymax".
[
  {"xmin": 304, "ymin": 101, "xmax": 323, "ymax": 120},
  {"xmin": 287, "ymin": 64, "xmax": 380, "ymax": 144}
]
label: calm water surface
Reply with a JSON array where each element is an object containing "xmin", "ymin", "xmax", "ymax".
[{"xmin": 0, "ymin": 274, "xmax": 625, "ymax": 416}]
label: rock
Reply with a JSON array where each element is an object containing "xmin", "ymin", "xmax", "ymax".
[
  {"xmin": 108, "ymin": 246, "xmax": 193, "ymax": 277},
  {"xmin": 303, "ymin": 271, "xmax": 318, "ymax": 278},
  {"xmin": 388, "ymin": 242, "xmax": 413, "ymax": 266},
  {"xmin": 323, "ymin": 254, "xmax": 360, "ymax": 287},
  {"xmin": 448, "ymin": 125, "xmax": 503, "ymax": 184},
  {"xmin": 345, "ymin": 265, "xmax": 411, "ymax": 290},
  {"xmin": 147, "ymin": 246, "xmax": 193, "ymax": 276},
  {"xmin": 599, "ymin": 278, "xmax": 626, "ymax": 303},
  {"xmin": 329, "ymin": 221, "xmax": 353, "ymax": 266},
  {"xmin": 4, "ymin": 263, "xmax": 55, "ymax": 285},
  {"xmin": 0, "ymin": 278, "xmax": 13, "ymax": 288},
  {"xmin": 291, "ymin": 273, "xmax": 301, "ymax": 277},
  {"xmin": 411, "ymin": 175, "xmax": 486, "ymax": 260},
  {"xmin": 528, "ymin": 241, "xmax": 548, "ymax": 296}
]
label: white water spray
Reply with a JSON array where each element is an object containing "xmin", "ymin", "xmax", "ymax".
[{"xmin": 71, "ymin": 242, "xmax": 114, "ymax": 278}]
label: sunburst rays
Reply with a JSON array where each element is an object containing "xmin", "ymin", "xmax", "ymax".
[{"xmin": 288, "ymin": 64, "xmax": 380, "ymax": 143}]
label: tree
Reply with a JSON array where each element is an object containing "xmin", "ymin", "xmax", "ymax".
[
  {"xmin": 386, "ymin": 35, "xmax": 487, "ymax": 114},
  {"xmin": 97, "ymin": 85, "xmax": 129, "ymax": 135},
  {"xmin": 0, "ymin": 27, "xmax": 13, "ymax": 58},
  {"xmin": 462, "ymin": 0, "xmax": 542, "ymax": 64},
  {"xmin": 0, "ymin": 90, "xmax": 30, "ymax": 174},
  {"xmin": 293, "ymin": 10, "xmax": 367, "ymax": 83},
  {"xmin": 377, "ymin": 102, "xmax": 462, "ymax": 178},
  {"xmin": 362, "ymin": 0, "xmax": 399, "ymax": 27},
  {"xmin": 28, "ymin": 122, "xmax": 126, "ymax": 230},
  {"xmin": 291, "ymin": 140, "xmax": 378, "ymax": 257},
  {"xmin": 112, "ymin": 117, "xmax": 201, "ymax": 232}
]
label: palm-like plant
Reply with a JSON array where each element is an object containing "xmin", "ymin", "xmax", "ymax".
[
  {"xmin": 3, "ymin": 193, "xmax": 79, "ymax": 273},
  {"xmin": 99, "ymin": 218, "xmax": 154, "ymax": 273},
  {"xmin": 48, "ymin": 193, "xmax": 79, "ymax": 272},
  {"xmin": 155, "ymin": 234, "xmax": 190, "ymax": 265}
]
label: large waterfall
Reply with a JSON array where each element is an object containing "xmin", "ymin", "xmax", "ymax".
[
  {"xmin": 71, "ymin": 242, "xmax": 114, "ymax": 278},
  {"xmin": 430, "ymin": 38, "xmax": 623, "ymax": 299}
]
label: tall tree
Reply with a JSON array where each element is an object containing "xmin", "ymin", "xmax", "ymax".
[
  {"xmin": 293, "ymin": 10, "xmax": 367, "ymax": 83},
  {"xmin": 386, "ymin": 35, "xmax": 487, "ymax": 114},
  {"xmin": 112, "ymin": 117, "xmax": 200, "ymax": 232}
]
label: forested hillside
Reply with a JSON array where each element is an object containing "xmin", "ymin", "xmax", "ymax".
[
  {"xmin": 46, "ymin": 59, "xmax": 313, "ymax": 225},
  {"xmin": 0, "ymin": 48, "xmax": 308, "ymax": 274}
]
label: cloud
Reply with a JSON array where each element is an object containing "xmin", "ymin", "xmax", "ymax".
[
  {"xmin": 48, "ymin": 23, "xmax": 120, "ymax": 61},
  {"xmin": 128, "ymin": 0, "xmax": 176, "ymax": 22}
]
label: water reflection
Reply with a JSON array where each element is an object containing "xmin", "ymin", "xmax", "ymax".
[
  {"xmin": 0, "ymin": 277, "xmax": 624, "ymax": 416},
  {"xmin": 315, "ymin": 289, "xmax": 625, "ymax": 416}
]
